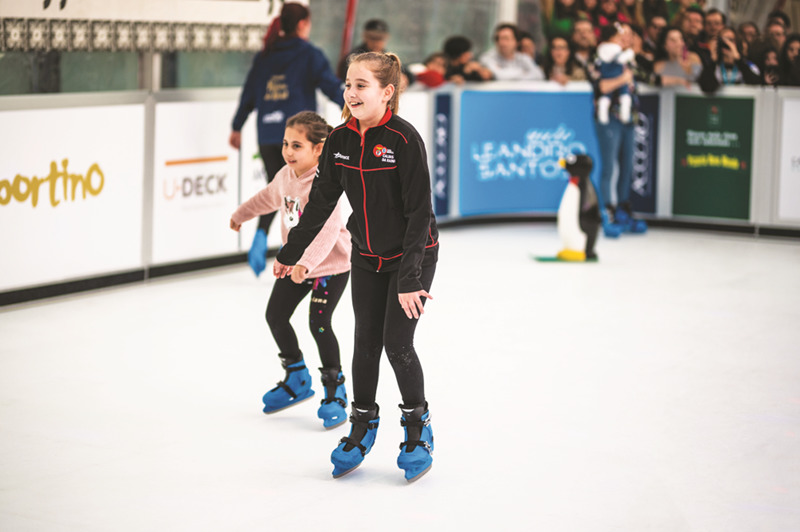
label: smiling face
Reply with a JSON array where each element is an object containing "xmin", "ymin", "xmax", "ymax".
[
  {"xmin": 282, "ymin": 125, "xmax": 322, "ymax": 176},
  {"xmin": 787, "ymin": 40, "xmax": 800, "ymax": 63},
  {"xmin": 665, "ymin": 29, "xmax": 685, "ymax": 59},
  {"xmin": 550, "ymin": 37, "xmax": 570, "ymax": 66},
  {"xmin": 704, "ymin": 12, "xmax": 724, "ymax": 39},
  {"xmin": 573, "ymin": 20, "xmax": 596, "ymax": 50},
  {"xmin": 496, "ymin": 27, "xmax": 518, "ymax": 58},
  {"xmin": 344, "ymin": 61, "xmax": 394, "ymax": 131}
]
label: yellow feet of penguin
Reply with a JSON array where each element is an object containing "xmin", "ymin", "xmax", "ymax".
[{"xmin": 556, "ymin": 249, "xmax": 587, "ymax": 262}]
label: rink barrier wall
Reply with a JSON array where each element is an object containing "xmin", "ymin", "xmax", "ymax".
[{"xmin": 1, "ymin": 83, "xmax": 799, "ymax": 306}]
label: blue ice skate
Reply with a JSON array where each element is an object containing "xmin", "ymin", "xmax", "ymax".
[
  {"xmin": 262, "ymin": 359, "xmax": 315, "ymax": 414},
  {"xmin": 331, "ymin": 404, "xmax": 380, "ymax": 478},
  {"xmin": 602, "ymin": 208, "xmax": 623, "ymax": 238},
  {"xmin": 616, "ymin": 205, "xmax": 648, "ymax": 234},
  {"xmin": 317, "ymin": 368, "xmax": 348, "ymax": 429},
  {"xmin": 397, "ymin": 403, "xmax": 434, "ymax": 482}
]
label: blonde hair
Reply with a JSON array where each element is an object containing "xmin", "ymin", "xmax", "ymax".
[
  {"xmin": 286, "ymin": 111, "xmax": 332, "ymax": 145},
  {"xmin": 342, "ymin": 52, "xmax": 403, "ymax": 121}
]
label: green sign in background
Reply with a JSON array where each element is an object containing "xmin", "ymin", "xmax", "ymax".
[{"xmin": 672, "ymin": 96, "xmax": 753, "ymax": 220}]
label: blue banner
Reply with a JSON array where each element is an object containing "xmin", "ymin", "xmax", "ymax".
[
  {"xmin": 631, "ymin": 93, "xmax": 659, "ymax": 214},
  {"xmin": 433, "ymin": 93, "xmax": 451, "ymax": 217},
  {"xmin": 458, "ymin": 91, "xmax": 600, "ymax": 216}
]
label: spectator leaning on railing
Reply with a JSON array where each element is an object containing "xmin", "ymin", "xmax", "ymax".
[
  {"xmin": 443, "ymin": 35, "xmax": 494, "ymax": 83},
  {"xmin": 543, "ymin": 34, "xmax": 588, "ymax": 84},
  {"xmin": 653, "ymin": 26, "xmax": 703, "ymax": 84},
  {"xmin": 480, "ymin": 23, "xmax": 546, "ymax": 81},
  {"xmin": 702, "ymin": 26, "xmax": 762, "ymax": 91}
]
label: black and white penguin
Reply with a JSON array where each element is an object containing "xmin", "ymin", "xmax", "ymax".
[{"xmin": 556, "ymin": 154, "xmax": 601, "ymax": 261}]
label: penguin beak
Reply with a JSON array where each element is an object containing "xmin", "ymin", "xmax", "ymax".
[{"xmin": 559, "ymin": 159, "xmax": 566, "ymax": 169}]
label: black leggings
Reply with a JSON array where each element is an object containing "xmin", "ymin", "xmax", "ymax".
[
  {"xmin": 350, "ymin": 264, "xmax": 436, "ymax": 406},
  {"xmin": 257, "ymin": 144, "xmax": 284, "ymax": 233},
  {"xmin": 265, "ymin": 272, "xmax": 350, "ymax": 369}
]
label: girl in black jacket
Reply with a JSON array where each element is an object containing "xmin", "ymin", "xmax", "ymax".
[{"xmin": 275, "ymin": 52, "xmax": 439, "ymax": 482}]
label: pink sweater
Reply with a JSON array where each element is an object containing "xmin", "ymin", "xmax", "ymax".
[{"xmin": 231, "ymin": 165, "xmax": 351, "ymax": 278}]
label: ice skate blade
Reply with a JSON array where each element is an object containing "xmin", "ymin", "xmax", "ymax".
[
  {"xmin": 332, "ymin": 463, "xmax": 360, "ymax": 479},
  {"xmin": 323, "ymin": 417, "xmax": 347, "ymax": 430},
  {"xmin": 405, "ymin": 463, "xmax": 432, "ymax": 483},
  {"xmin": 262, "ymin": 391, "xmax": 315, "ymax": 414}
]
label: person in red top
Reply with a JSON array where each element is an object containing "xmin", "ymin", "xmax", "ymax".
[
  {"xmin": 230, "ymin": 112, "xmax": 351, "ymax": 430},
  {"xmin": 275, "ymin": 52, "xmax": 439, "ymax": 482}
]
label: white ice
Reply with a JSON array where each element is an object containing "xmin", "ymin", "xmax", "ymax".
[{"xmin": 1, "ymin": 224, "xmax": 799, "ymax": 531}]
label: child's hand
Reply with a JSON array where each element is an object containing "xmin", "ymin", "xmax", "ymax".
[
  {"xmin": 290, "ymin": 265, "xmax": 309, "ymax": 284},
  {"xmin": 398, "ymin": 290, "xmax": 433, "ymax": 320},
  {"xmin": 273, "ymin": 260, "xmax": 293, "ymax": 279},
  {"xmin": 230, "ymin": 219, "xmax": 241, "ymax": 232}
]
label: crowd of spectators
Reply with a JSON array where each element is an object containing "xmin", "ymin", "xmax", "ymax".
[{"xmin": 398, "ymin": 1, "xmax": 800, "ymax": 91}]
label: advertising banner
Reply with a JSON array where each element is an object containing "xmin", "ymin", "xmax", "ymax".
[
  {"xmin": 0, "ymin": 104, "xmax": 145, "ymax": 291},
  {"xmin": 458, "ymin": 90, "xmax": 600, "ymax": 216},
  {"xmin": 631, "ymin": 92, "xmax": 659, "ymax": 214},
  {"xmin": 432, "ymin": 93, "xmax": 452, "ymax": 217},
  {"xmin": 777, "ymin": 97, "xmax": 800, "ymax": 221},
  {"xmin": 152, "ymin": 100, "xmax": 241, "ymax": 264},
  {"xmin": 672, "ymin": 95, "xmax": 753, "ymax": 220}
]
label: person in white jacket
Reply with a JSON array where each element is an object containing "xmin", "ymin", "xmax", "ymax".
[
  {"xmin": 479, "ymin": 23, "xmax": 545, "ymax": 81},
  {"xmin": 230, "ymin": 111, "xmax": 352, "ymax": 430}
]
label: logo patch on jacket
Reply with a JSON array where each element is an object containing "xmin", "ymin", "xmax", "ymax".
[
  {"xmin": 373, "ymin": 144, "xmax": 395, "ymax": 163},
  {"xmin": 284, "ymin": 195, "xmax": 302, "ymax": 228}
]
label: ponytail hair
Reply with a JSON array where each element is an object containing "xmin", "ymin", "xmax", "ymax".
[
  {"xmin": 263, "ymin": 2, "xmax": 311, "ymax": 53},
  {"xmin": 341, "ymin": 52, "xmax": 403, "ymax": 122},
  {"xmin": 286, "ymin": 111, "xmax": 332, "ymax": 145}
]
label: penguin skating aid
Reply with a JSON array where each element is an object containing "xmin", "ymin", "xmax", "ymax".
[{"xmin": 536, "ymin": 154, "xmax": 601, "ymax": 262}]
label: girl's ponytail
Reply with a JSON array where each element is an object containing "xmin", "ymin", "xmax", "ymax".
[{"xmin": 262, "ymin": 2, "xmax": 310, "ymax": 53}]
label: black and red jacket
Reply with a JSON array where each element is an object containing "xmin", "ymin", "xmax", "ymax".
[{"xmin": 277, "ymin": 109, "xmax": 439, "ymax": 293}]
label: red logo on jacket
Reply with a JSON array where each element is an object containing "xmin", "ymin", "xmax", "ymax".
[{"xmin": 373, "ymin": 144, "xmax": 387, "ymax": 157}]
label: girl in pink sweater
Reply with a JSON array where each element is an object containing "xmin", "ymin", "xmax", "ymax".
[{"xmin": 230, "ymin": 111, "xmax": 351, "ymax": 429}]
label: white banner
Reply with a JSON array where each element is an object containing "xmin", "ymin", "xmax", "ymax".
[
  {"xmin": 777, "ymin": 98, "xmax": 800, "ymax": 221},
  {"xmin": 152, "ymin": 100, "xmax": 242, "ymax": 264},
  {"xmin": 0, "ymin": 105, "xmax": 145, "ymax": 291},
  {"xmin": 0, "ymin": 0, "xmax": 285, "ymax": 25}
]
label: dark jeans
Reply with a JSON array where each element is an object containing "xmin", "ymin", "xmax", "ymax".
[
  {"xmin": 350, "ymin": 263, "xmax": 436, "ymax": 406},
  {"xmin": 594, "ymin": 119, "xmax": 634, "ymax": 208},
  {"xmin": 257, "ymin": 144, "xmax": 284, "ymax": 233},
  {"xmin": 265, "ymin": 272, "xmax": 350, "ymax": 369}
]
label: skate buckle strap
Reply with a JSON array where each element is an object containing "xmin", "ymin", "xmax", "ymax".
[
  {"xmin": 399, "ymin": 440, "xmax": 432, "ymax": 452},
  {"xmin": 321, "ymin": 397, "xmax": 347, "ymax": 407},
  {"xmin": 284, "ymin": 363, "xmax": 306, "ymax": 373},
  {"xmin": 276, "ymin": 381, "xmax": 298, "ymax": 399},
  {"xmin": 339, "ymin": 436, "xmax": 368, "ymax": 456},
  {"xmin": 349, "ymin": 417, "xmax": 379, "ymax": 430},
  {"xmin": 400, "ymin": 417, "xmax": 431, "ymax": 428}
]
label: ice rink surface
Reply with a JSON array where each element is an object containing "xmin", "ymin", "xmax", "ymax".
[{"xmin": 1, "ymin": 223, "xmax": 799, "ymax": 532}]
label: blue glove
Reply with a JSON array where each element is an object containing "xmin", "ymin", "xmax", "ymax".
[{"xmin": 248, "ymin": 229, "xmax": 268, "ymax": 277}]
